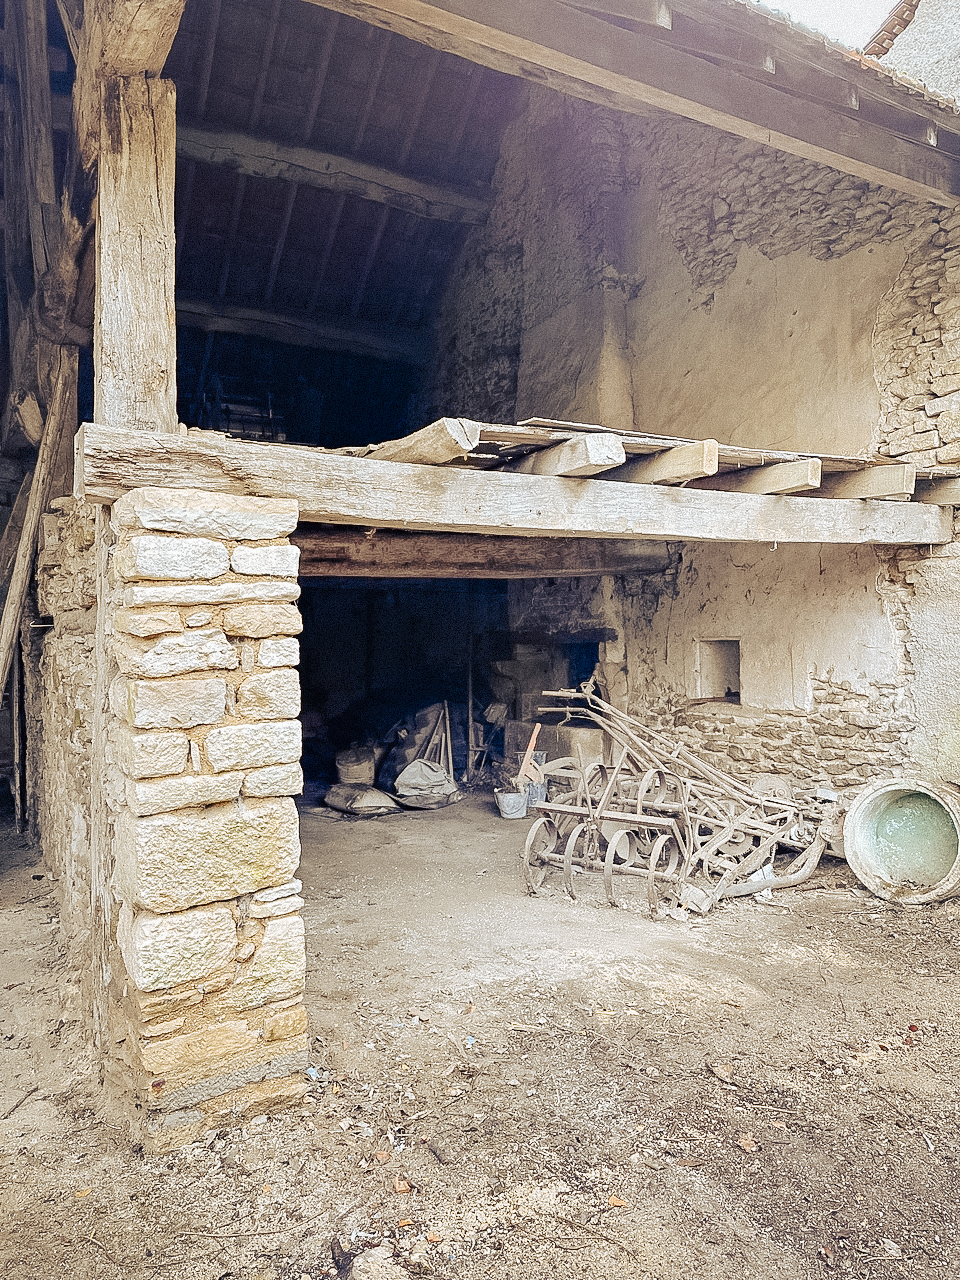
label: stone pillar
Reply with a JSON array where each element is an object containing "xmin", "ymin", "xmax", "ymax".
[{"xmin": 94, "ymin": 485, "xmax": 308, "ymax": 1152}]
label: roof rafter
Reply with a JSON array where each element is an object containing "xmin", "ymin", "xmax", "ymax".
[
  {"xmin": 175, "ymin": 124, "xmax": 492, "ymax": 224},
  {"xmin": 302, "ymin": 0, "xmax": 960, "ymax": 204}
]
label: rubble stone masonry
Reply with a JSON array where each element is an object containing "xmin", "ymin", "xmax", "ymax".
[{"xmin": 32, "ymin": 486, "xmax": 309, "ymax": 1151}]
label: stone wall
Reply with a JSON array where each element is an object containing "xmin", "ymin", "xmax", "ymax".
[{"xmin": 31, "ymin": 485, "xmax": 310, "ymax": 1152}]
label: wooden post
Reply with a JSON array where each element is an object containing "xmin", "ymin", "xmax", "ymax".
[
  {"xmin": 0, "ymin": 350, "xmax": 78, "ymax": 697},
  {"xmin": 95, "ymin": 75, "xmax": 179, "ymax": 432}
]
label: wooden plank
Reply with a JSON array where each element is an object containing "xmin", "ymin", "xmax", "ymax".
[
  {"xmin": 818, "ymin": 464, "xmax": 916, "ymax": 501},
  {"xmin": 304, "ymin": 0, "xmax": 960, "ymax": 205},
  {"xmin": 176, "ymin": 297, "xmax": 432, "ymax": 367},
  {"xmin": 690, "ymin": 458, "xmax": 822, "ymax": 496},
  {"xmin": 370, "ymin": 417, "xmax": 481, "ymax": 464},
  {"xmin": 293, "ymin": 526, "xmax": 673, "ymax": 577},
  {"xmin": 503, "ymin": 433, "xmax": 626, "ymax": 476},
  {"xmin": 95, "ymin": 76, "xmax": 178, "ymax": 433},
  {"xmin": 0, "ymin": 351, "xmax": 77, "ymax": 698},
  {"xmin": 77, "ymin": 422, "xmax": 953, "ymax": 546},
  {"xmin": 604, "ymin": 439, "xmax": 719, "ymax": 485},
  {"xmin": 74, "ymin": 0, "xmax": 188, "ymax": 164},
  {"xmin": 176, "ymin": 126, "xmax": 492, "ymax": 225},
  {"xmin": 915, "ymin": 478, "xmax": 960, "ymax": 505},
  {"xmin": 0, "ymin": 473, "xmax": 36, "ymax": 594}
]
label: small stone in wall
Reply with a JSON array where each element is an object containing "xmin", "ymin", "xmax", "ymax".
[
  {"xmin": 230, "ymin": 545, "xmax": 300, "ymax": 578},
  {"xmin": 249, "ymin": 894, "xmax": 305, "ymax": 918},
  {"xmin": 204, "ymin": 720, "xmax": 302, "ymax": 773},
  {"xmin": 263, "ymin": 1006, "xmax": 308, "ymax": 1042},
  {"xmin": 112, "ymin": 487, "xmax": 299, "ymax": 541},
  {"xmin": 257, "ymin": 637, "xmax": 300, "ymax": 668},
  {"xmin": 242, "ymin": 763, "xmax": 303, "ymax": 797},
  {"xmin": 117, "ymin": 726, "xmax": 190, "ymax": 779},
  {"xmin": 222, "ymin": 603, "xmax": 303, "ymax": 638},
  {"xmin": 222, "ymin": 913, "xmax": 306, "ymax": 1011},
  {"xmin": 253, "ymin": 880, "xmax": 302, "ymax": 902},
  {"xmin": 184, "ymin": 610, "xmax": 215, "ymax": 627},
  {"xmin": 237, "ymin": 669, "xmax": 301, "ymax": 721},
  {"xmin": 114, "ymin": 606, "xmax": 184, "ymax": 637},
  {"xmin": 115, "ymin": 535, "xmax": 230, "ymax": 582}
]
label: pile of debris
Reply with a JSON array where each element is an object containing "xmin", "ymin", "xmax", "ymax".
[{"xmin": 523, "ymin": 687, "xmax": 842, "ymax": 916}]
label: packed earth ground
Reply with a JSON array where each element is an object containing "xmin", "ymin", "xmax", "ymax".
[{"xmin": 1, "ymin": 792, "xmax": 958, "ymax": 1279}]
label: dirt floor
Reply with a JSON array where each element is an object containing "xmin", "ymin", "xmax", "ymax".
[{"xmin": 2, "ymin": 791, "xmax": 959, "ymax": 1280}]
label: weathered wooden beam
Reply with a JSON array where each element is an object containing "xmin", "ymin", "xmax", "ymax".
[
  {"xmin": 76, "ymin": 423, "xmax": 953, "ymax": 546},
  {"xmin": 691, "ymin": 458, "xmax": 823, "ymax": 496},
  {"xmin": 292, "ymin": 526, "xmax": 672, "ymax": 577},
  {"xmin": 15, "ymin": 0, "xmax": 59, "ymax": 279},
  {"xmin": 74, "ymin": 0, "xmax": 188, "ymax": 165},
  {"xmin": 0, "ymin": 350, "xmax": 77, "ymax": 696},
  {"xmin": 176, "ymin": 126, "xmax": 493, "ymax": 225},
  {"xmin": 95, "ymin": 75, "xmax": 178, "ymax": 432},
  {"xmin": 176, "ymin": 297, "xmax": 432, "ymax": 366},
  {"xmin": 302, "ymin": 0, "xmax": 960, "ymax": 204},
  {"xmin": 369, "ymin": 417, "xmax": 481, "ymax": 464},
  {"xmin": 503, "ymin": 433, "xmax": 626, "ymax": 476},
  {"xmin": 818, "ymin": 464, "xmax": 916, "ymax": 502},
  {"xmin": 915, "ymin": 478, "xmax": 960, "ymax": 505},
  {"xmin": 604, "ymin": 439, "xmax": 719, "ymax": 485}
]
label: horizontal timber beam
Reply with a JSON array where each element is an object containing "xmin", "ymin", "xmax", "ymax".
[
  {"xmin": 293, "ymin": 526, "xmax": 672, "ymax": 577},
  {"xmin": 77, "ymin": 423, "xmax": 953, "ymax": 546},
  {"xmin": 74, "ymin": 0, "xmax": 188, "ymax": 165},
  {"xmin": 176, "ymin": 125, "xmax": 492, "ymax": 225},
  {"xmin": 302, "ymin": 0, "xmax": 960, "ymax": 204},
  {"xmin": 176, "ymin": 297, "xmax": 431, "ymax": 365}
]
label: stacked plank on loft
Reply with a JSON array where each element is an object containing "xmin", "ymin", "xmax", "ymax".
[{"xmin": 350, "ymin": 415, "xmax": 960, "ymax": 505}]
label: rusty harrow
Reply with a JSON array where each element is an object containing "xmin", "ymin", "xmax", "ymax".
[{"xmin": 522, "ymin": 688, "xmax": 835, "ymax": 916}]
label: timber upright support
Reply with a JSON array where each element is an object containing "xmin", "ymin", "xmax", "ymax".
[{"xmin": 75, "ymin": 51, "xmax": 310, "ymax": 1144}]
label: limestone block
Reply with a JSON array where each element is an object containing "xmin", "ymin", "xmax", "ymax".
[
  {"xmin": 231, "ymin": 544, "xmax": 300, "ymax": 577},
  {"xmin": 257, "ymin": 637, "xmax": 300, "ymax": 668},
  {"xmin": 253, "ymin": 879, "xmax": 301, "ymax": 902},
  {"xmin": 242, "ymin": 764, "xmax": 303, "ymax": 797},
  {"xmin": 126, "ymin": 770, "xmax": 244, "ymax": 816},
  {"xmin": 118, "ymin": 902, "xmax": 237, "ymax": 992},
  {"xmin": 141, "ymin": 1020, "xmax": 260, "ymax": 1077},
  {"xmin": 925, "ymin": 390, "xmax": 960, "ymax": 416},
  {"xmin": 114, "ymin": 628, "xmax": 239, "ymax": 678},
  {"xmin": 222, "ymin": 603, "xmax": 303, "ymax": 638},
  {"xmin": 937, "ymin": 411, "xmax": 960, "ymax": 444},
  {"xmin": 249, "ymin": 894, "xmax": 305, "ymax": 917},
  {"xmin": 114, "ymin": 607, "xmax": 184, "ymax": 637},
  {"xmin": 110, "ymin": 674, "xmax": 227, "ymax": 729},
  {"xmin": 117, "ymin": 727, "xmax": 190, "ymax": 779},
  {"xmin": 124, "ymin": 579, "xmax": 300, "ymax": 609},
  {"xmin": 237, "ymin": 669, "xmax": 300, "ymax": 720},
  {"xmin": 204, "ymin": 720, "xmax": 302, "ymax": 772},
  {"xmin": 224, "ymin": 914, "xmax": 306, "ymax": 1011},
  {"xmin": 115, "ymin": 536, "xmax": 229, "ymax": 582},
  {"xmin": 264, "ymin": 1006, "xmax": 308, "ymax": 1042},
  {"xmin": 115, "ymin": 796, "xmax": 301, "ymax": 912},
  {"xmin": 184, "ymin": 610, "xmax": 215, "ymax": 627},
  {"xmin": 937, "ymin": 442, "xmax": 960, "ymax": 465},
  {"xmin": 112, "ymin": 487, "xmax": 299, "ymax": 541}
]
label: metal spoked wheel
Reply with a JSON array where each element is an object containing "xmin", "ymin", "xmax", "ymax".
[{"xmin": 522, "ymin": 817, "xmax": 559, "ymax": 894}]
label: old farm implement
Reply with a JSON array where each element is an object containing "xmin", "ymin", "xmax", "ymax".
[{"xmin": 522, "ymin": 689, "xmax": 839, "ymax": 915}]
